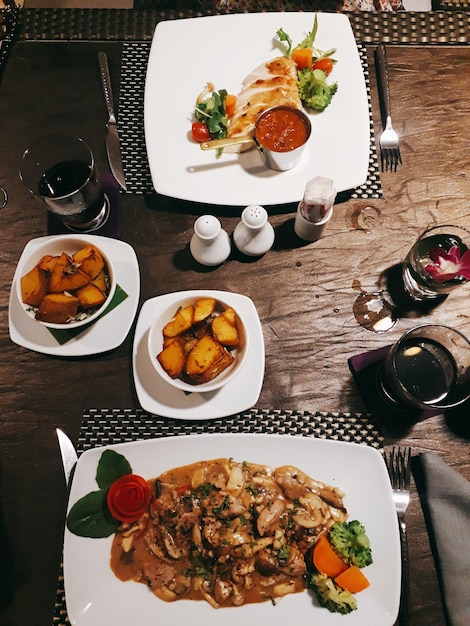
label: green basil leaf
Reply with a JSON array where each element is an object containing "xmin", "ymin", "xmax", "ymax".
[
  {"xmin": 66, "ymin": 490, "xmax": 119, "ymax": 538},
  {"xmin": 95, "ymin": 449, "xmax": 132, "ymax": 490}
]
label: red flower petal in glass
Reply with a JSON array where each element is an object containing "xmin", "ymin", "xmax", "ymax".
[{"xmin": 425, "ymin": 246, "xmax": 470, "ymax": 283}]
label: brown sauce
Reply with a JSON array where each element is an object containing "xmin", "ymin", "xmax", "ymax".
[
  {"xmin": 255, "ymin": 108, "xmax": 309, "ymax": 153},
  {"xmin": 110, "ymin": 458, "xmax": 347, "ymax": 609}
]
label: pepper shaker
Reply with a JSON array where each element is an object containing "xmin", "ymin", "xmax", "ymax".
[
  {"xmin": 190, "ymin": 215, "xmax": 231, "ymax": 266},
  {"xmin": 233, "ymin": 205, "xmax": 275, "ymax": 257}
]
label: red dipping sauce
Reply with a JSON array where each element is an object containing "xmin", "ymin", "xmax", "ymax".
[{"xmin": 255, "ymin": 106, "xmax": 310, "ymax": 153}]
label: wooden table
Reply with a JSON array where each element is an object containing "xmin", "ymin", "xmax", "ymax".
[{"xmin": 0, "ymin": 11, "xmax": 469, "ymax": 625}]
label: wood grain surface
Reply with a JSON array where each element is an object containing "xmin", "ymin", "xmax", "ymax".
[{"xmin": 0, "ymin": 37, "xmax": 469, "ymax": 626}]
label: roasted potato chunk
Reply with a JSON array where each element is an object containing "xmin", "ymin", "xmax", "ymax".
[
  {"xmin": 163, "ymin": 305, "xmax": 195, "ymax": 338},
  {"xmin": 185, "ymin": 335, "xmax": 234, "ymax": 383},
  {"xmin": 212, "ymin": 307, "xmax": 239, "ymax": 347},
  {"xmin": 48, "ymin": 252, "xmax": 90, "ymax": 293},
  {"xmin": 193, "ymin": 298, "xmax": 216, "ymax": 323},
  {"xmin": 36, "ymin": 293, "xmax": 80, "ymax": 324},
  {"xmin": 76, "ymin": 283, "xmax": 107, "ymax": 310},
  {"xmin": 157, "ymin": 340, "xmax": 186, "ymax": 378},
  {"xmin": 20, "ymin": 266, "xmax": 48, "ymax": 307},
  {"xmin": 37, "ymin": 254, "xmax": 59, "ymax": 273},
  {"xmin": 91, "ymin": 269, "xmax": 108, "ymax": 293},
  {"xmin": 73, "ymin": 245, "xmax": 105, "ymax": 280}
]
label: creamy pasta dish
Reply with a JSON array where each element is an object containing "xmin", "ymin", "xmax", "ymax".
[{"xmin": 110, "ymin": 457, "xmax": 348, "ymax": 608}]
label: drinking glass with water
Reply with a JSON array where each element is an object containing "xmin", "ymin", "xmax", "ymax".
[{"xmin": 379, "ymin": 324, "xmax": 470, "ymax": 410}]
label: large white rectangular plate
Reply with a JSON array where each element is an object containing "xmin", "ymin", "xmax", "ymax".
[
  {"xmin": 144, "ymin": 12, "xmax": 369, "ymax": 206},
  {"xmin": 64, "ymin": 435, "xmax": 400, "ymax": 626}
]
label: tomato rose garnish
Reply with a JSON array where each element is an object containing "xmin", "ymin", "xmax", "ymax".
[{"xmin": 107, "ymin": 474, "xmax": 151, "ymax": 523}]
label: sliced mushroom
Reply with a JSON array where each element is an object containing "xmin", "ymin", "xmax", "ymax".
[
  {"xmin": 232, "ymin": 536, "xmax": 273, "ymax": 558},
  {"xmin": 153, "ymin": 586, "xmax": 178, "ymax": 602},
  {"xmin": 257, "ymin": 498, "xmax": 285, "ymax": 536},
  {"xmin": 162, "ymin": 528, "xmax": 184, "ymax": 560},
  {"xmin": 231, "ymin": 583, "xmax": 245, "ymax": 605},
  {"xmin": 319, "ymin": 485, "xmax": 346, "ymax": 511},
  {"xmin": 213, "ymin": 578, "xmax": 233, "ymax": 604},
  {"xmin": 225, "ymin": 463, "xmax": 245, "ymax": 494},
  {"xmin": 292, "ymin": 508, "xmax": 323, "ymax": 529}
]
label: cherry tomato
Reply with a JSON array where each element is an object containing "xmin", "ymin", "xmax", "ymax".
[
  {"xmin": 312, "ymin": 58, "xmax": 334, "ymax": 76},
  {"xmin": 191, "ymin": 122, "xmax": 211, "ymax": 142},
  {"xmin": 107, "ymin": 474, "xmax": 151, "ymax": 523}
]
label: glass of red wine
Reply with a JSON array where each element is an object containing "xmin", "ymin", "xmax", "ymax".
[
  {"xmin": 20, "ymin": 134, "xmax": 108, "ymax": 231},
  {"xmin": 378, "ymin": 324, "xmax": 470, "ymax": 410}
]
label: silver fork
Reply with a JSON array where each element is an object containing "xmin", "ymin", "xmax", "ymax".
[
  {"xmin": 384, "ymin": 446, "xmax": 411, "ymax": 625},
  {"xmin": 376, "ymin": 44, "xmax": 402, "ymax": 172}
]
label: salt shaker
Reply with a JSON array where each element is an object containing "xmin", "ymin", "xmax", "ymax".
[
  {"xmin": 189, "ymin": 215, "xmax": 231, "ymax": 266},
  {"xmin": 294, "ymin": 176, "xmax": 337, "ymax": 242},
  {"xmin": 233, "ymin": 205, "xmax": 275, "ymax": 257}
]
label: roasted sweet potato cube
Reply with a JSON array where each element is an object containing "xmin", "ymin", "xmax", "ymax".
[
  {"xmin": 48, "ymin": 252, "xmax": 90, "ymax": 293},
  {"xmin": 157, "ymin": 340, "xmax": 186, "ymax": 378},
  {"xmin": 35, "ymin": 293, "xmax": 80, "ymax": 324},
  {"xmin": 193, "ymin": 298, "xmax": 216, "ymax": 323},
  {"xmin": 20, "ymin": 265, "xmax": 48, "ymax": 307},
  {"xmin": 75, "ymin": 283, "xmax": 107, "ymax": 310},
  {"xmin": 73, "ymin": 246, "xmax": 105, "ymax": 280},
  {"xmin": 222, "ymin": 307, "xmax": 237, "ymax": 325},
  {"xmin": 90, "ymin": 269, "xmax": 108, "ymax": 293},
  {"xmin": 37, "ymin": 254, "xmax": 59, "ymax": 273},
  {"xmin": 212, "ymin": 308, "xmax": 239, "ymax": 347},
  {"xmin": 163, "ymin": 305, "xmax": 195, "ymax": 338},
  {"xmin": 185, "ymin": 335, "xmax": 234, "ymax": 383}
]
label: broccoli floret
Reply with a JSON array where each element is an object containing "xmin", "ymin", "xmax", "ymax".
[
  {"xmin": 308, "ymin": 572, "xmax": 357, "ymax": 614},
  {"xmin": 329, "ymin": 520, "xmax": 373, "ymax": 568},
  {"xmin": 298, "ymin": 68, "xmax": 338, "ymax": 112}
]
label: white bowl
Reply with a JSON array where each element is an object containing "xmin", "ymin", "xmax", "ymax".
[
  {"xmin": 147, "ymin": 291, "xmax": 249, "ymax": 393},
  {"xmin": 16, "ymin": 234, "xmax": 116, "ymax": 329}
]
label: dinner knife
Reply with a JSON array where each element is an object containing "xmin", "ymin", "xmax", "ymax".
[
  {"xmin": 98, "ymin": 51, "xmax": 127, "ymax": 191},
  {"xmin": 56, "ymin": 428, "xmax": 78, "ymax": 487}
]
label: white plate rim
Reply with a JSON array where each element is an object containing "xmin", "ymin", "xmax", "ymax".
[
  {"xmin": 8, "ymin": 235, "xmax": 140, "ymax": 356},
  {"xmin": 144, "ymin": 12, "xmax": 370, "ymax": 206},
  {"xmin": 64, "ymin": 434, "xmax": 400, "ymax": 626},
  {"xmin": 132, "ymin": 290, "xmax": 265, "ymax": 420}
]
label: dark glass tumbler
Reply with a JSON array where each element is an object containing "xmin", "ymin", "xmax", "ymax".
[{"xmin": 20, "ymin": 134, "xmax": 108, "ymax": 231}]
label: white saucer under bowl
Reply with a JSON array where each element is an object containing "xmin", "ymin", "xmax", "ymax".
[
  {"xmin": 9, "ymin": 235, "xmax": 140, "ymax": 356},
  {"xmin": 132, "ymin": 290, "xmax": 265, "ymax": 420}
]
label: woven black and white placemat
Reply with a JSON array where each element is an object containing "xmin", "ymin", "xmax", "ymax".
[
  {"xmin": 53, "ymin": 407, "xmax": 382, "ymax": 626},
  {"xmin": 118, "ymin": 42, "xmax": 382, "ymax": 200},
  {"xmin": 0, "ymin": 3, "xmax": 19, "ymax": 75},
  {"xmin": 76, "ymin": 407, "xmax": 383, "ymax": 451}
]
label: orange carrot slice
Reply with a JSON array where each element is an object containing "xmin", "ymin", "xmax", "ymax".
[
  {"xmin": 291, "ymin": 48, "xmax": 313, "ymax": 70},
  {"xmin": 225, "ymin": 94, "xmax": 237, "ymax": 118},
  {"xmin": 335, "ymin": 565, "xmax": 370, "ymax": 593},
  {"xmin": 313, "ymin": 534, "xmax": 348, "ymax": 578}
]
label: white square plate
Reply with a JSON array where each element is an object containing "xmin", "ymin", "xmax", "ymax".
[
  {"xmin": 64, "ymin": 435, "xmax": 400, "ymax": 626},
  {"xmin": 9, "ymin": 235, "xmax": 140, "ymax": 356},
  {"xmin": 144, "ymin": 12, "xmax": 369, "ymax": 206},
  {"xmin": 132, "ymin": 290, "xmax": 264, "ymax": 419}
]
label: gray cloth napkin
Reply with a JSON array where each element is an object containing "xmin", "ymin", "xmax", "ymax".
[{"xmin": 419, "ymin": 452, "xmax": 470, "ymax": 626}]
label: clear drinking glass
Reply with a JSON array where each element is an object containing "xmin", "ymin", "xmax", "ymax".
[
  {"xmin": 378, "ymin": 324, "xmax": 470, "ymax": 410},
  {"xmin": 402, "ymin": 224, "xmax": 470, "ymax": 301},
  {"xmin": 20, "ymin": 134, "xmax": 108, "ymax": 231}
]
